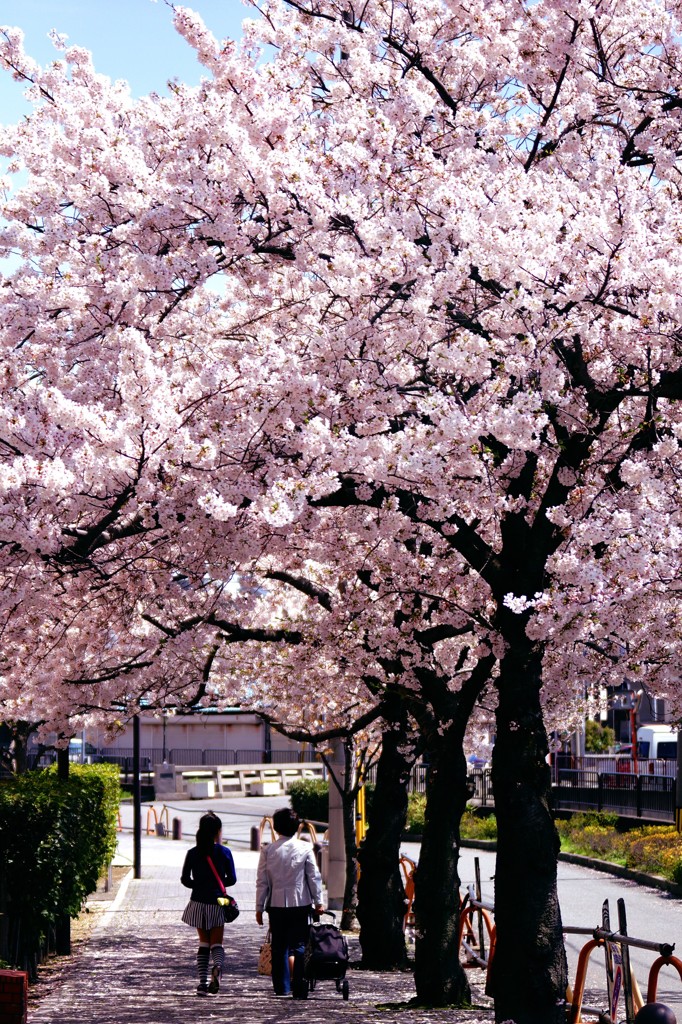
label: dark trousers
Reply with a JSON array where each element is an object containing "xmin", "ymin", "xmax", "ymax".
[{"xmin": 267, "ymin": 905, "xmax": 311, "ymax": 995}]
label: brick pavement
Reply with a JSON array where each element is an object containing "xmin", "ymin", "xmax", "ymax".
[{"xmin": 28, "ymin": 832, "xmax": 495, "ymax": 1024}]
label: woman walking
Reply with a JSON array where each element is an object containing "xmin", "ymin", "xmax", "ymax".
[
  {"xmin": 255, "ymin": 807, "xmax": 324, "ymax": 998},
  {"xmin": 181, "ymin": 811, "xmax": 237, "ymax": 996}
]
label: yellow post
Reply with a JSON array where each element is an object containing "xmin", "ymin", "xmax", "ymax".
[{"xmin": 355, "ymin": 779, "xmax": 366, "ymax": 845}]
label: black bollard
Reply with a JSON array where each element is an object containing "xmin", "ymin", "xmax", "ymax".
[
  {"xmin": 250, "ymin": 826, "xmax": 261, "ymax": 851},
  {"xmin": 172, "ymin": 817, "xmax": 182, "ymax": 840},
  {"xmin": 634, "ymin": 1003, "xmax": 677, "ymax": 1024}
]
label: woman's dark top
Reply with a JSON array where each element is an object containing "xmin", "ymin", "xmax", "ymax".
[{"xmin": 181, "ymin": 844, "xmax": 237, "ymax": 904}]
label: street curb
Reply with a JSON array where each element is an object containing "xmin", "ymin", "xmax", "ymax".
[
  {"xmin": 97, "ymin": 869, "xmax": 134, "ymax": 931},
  {"xmin": 558, "ymin": 851, "xmax": 682, "ymax": 897},
  {"xmin": 460, "ymin": 839, "xmax": 682, "ymax": 898}
]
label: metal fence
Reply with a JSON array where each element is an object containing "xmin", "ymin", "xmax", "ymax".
[
  {"xmin": 552, "ymin": 753, "xmax": 677, "ymax": 778},
  {"xmin": 364, "ymin": 762, "xmax": 430, "ymax": 793},
  {"xmin": 468, "ymin": 768, "xmax": 494, "ymax": 807},
  {"xmin": 87, "ymin": 747, "xmax": 316, "ymax": 767},
  {"xmin": 15, "ymin": 748, "xmax": 679, "ymax": 823},
  {"xmin": 551, "ymin": 768, "xmax": 676, "ymax": 821}
]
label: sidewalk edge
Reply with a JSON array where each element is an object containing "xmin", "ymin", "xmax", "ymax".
[
  {"xmin": 96, "ymin": 869, "xmax": 134, "ymax": 931},
  {"xmin": 460, "ymin": 838, "xmax": 682, "ymax": 897}
]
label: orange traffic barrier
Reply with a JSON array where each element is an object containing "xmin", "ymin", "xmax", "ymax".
[
  {"xmin": 399, "ymin": 855, "xmax": 416, "ymax": 933},
  {"xmin": 567, "ymin": 936, "xmax": 643, "ymax": 1023},
  {"xmin": 457, "ymin": 901, "xmax": 495, "ymax": 962},
  {"xmin": 297, "ymin": 819, "xmax": 318, "ymax": 845},
  {"xmin": 146, "ymin": 806, "xmax": 158, "ymax": 834},
  {"xmin": 158, "ymin": 804, "xmax": 170, "ymax": 835},
  {"xmin": 646, "ymin": 954, "xmax": 682, "ymax": 1004},
  {"xmin": 146, "ymin": 804, "xmax": 171, "ymax": 835},
  {"xmin": 567, "ymin": 937, "xmax": 603, "ymax": 1024},
  {"xmin": 260, "ymin": 815, "xmax": 276, "ymax": 845}
]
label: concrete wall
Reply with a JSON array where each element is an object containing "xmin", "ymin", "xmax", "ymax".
[{"xmin": 87, "ymin": 712, "xmax": 302, "ymax": 755}]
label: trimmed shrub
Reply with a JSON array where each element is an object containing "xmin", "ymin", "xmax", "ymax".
[
  {"xmin": 288, "ymin": 778, "xmax": 375, "ymax": 826},
  {"xmin": 0, "ymin": 763, "xmax": 121, "ymax": 970},
  {"xmin": 554, "ymin": 813, "xmax": 682, "ymax": 881},
  {"xmin": 460, "ymin": 806, "xmax": 498, "ymax": 841},
  {"xmin": 288, "ymin": 778, "xmax": 329, "ymax": 822},
  {"xmin": 405, "ymin": 792, "xmax": 426, "ymax": 835}
]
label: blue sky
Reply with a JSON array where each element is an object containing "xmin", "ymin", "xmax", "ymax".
[{"xmin": 0, "ymin": 0, "xmax": 248, "ymax": 124}]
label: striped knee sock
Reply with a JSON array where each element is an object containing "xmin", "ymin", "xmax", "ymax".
[
  {"xmin": 197, "ymin": 944, "xmax": 210, "ymax": 986},
  {"xmin": 210, "ymin": 944, "xmax": 225, "ymax": 976}
]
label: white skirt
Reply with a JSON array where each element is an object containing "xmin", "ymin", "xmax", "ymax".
[{"xmin": 182, "ymin": 900, "xmax": 225, "ymax": 930}]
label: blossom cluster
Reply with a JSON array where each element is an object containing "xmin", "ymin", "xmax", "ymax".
[{"xmin": 1, "ymin": 0, "xmax": 681, "ymax": 747}]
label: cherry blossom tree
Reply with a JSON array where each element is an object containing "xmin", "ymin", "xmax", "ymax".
[{"xmin": 4, "ymin": 2, "xmax": 682, "ymax": 1021}]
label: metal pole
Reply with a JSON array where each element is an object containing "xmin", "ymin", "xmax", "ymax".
[
  {"xmin": 133, "ymin": 714, "xmax": 141, "ymax": 879},
  {"xmin": 264, "ymin": 719, "xmax": 272, "ymax": 764},
  {"xmin": 475, "ymin": 856, "xmax": 486, "ymax": 962},
  {"xmin": 326, "ymin": 737, "xmax": 346, "ymax": 911},
  {"xmin": 676, "ymin": 731, "xmax": 682, "ymax": 832},
  {"xmin": 617, "ymin": 898, "xmax": 636, "ymax": 1024}
]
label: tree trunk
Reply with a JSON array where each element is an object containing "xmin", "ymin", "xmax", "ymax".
[
  {"xmin": 57, "ymin": 747, "xmax": 70, "ymax": 780},
  {"xmin": 488, "ymin": 641, "xmax": 567, "ymax": 1024},
  {"xmin": 9, "ymin": 721, "xmax": 35, "ymax": 774},
  {"xmin": 357, "ymin": 718, "xmax": 416, "ymax": 969},
  {"xmin": 413, "ymin": 721, "xmax": 471, "ymax": 1006}
]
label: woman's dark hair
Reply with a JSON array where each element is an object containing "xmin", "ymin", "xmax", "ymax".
[
  {"xmin": 196, "ymin": 812, "xmax": 222, "ymax": 854},
  {"xmin": 272, "ymin": 807, "xmax": 300, "ymax": 837}
]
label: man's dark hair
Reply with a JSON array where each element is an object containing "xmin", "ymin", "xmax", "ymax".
[{"xmin": 272, "ymin": 806, "xmax": 300, "ymax": 837}]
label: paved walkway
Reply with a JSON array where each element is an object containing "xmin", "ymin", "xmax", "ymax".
[{"xmin": 28, "ymin": 829, "xmax": 494, "ymax": 1024}]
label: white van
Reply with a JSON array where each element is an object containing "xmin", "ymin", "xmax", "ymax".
[{"xmin": 636, "ymin": 725, "xmax": 678, "ymax": 760}]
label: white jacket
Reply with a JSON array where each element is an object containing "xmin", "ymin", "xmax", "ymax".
[{"xmin": 255, "ymin": 835, "xmax": 323, "ymax": 911}]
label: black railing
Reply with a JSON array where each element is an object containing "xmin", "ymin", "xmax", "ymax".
[
  {"xmin": 468, "ymin": 768, "xmax": 494, "ymax": 806},
  {"xmin": 553, "ymin": 769, "xmax": 675, "ymax": 820},
  {"xmin": 15, "ymin": 749, "xmax": 676, "ymax": 823},
  {"xmin": 17, "ymin": 746, "xmax": 323, "ymax": 772}
]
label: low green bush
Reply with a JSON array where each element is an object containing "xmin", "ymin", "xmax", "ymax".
[
  {"xmin": 0, "ymin": 763, "xmax": 121, "ymax": 969},
  {"xmin": 404, "ymin": 797, "xmax": 499, "ymax": 839},
  {"xmin": 288, "ymin": 778, "xmax": 329, "ymax": 822},
  {"xmin": 671, "ymin": 859, "xmax": 682, "ymax": 886},
  {"xmin": 405, "ymin": 792, "xmax": 426, "ymax": 835},
  {"xmin": 288, "ymin": 778, "xmax": 375, "ymax": 826},
  {"xmin": 460, "ymin": 806, "xmax": 498, "ymax": 841},
  {"xmin": 555, "ymin": 813, "xmax": 682, "ymax": 881}
]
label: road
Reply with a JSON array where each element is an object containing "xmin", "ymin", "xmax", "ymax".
[
  {"xmin": 121, "ymin": 797, "xmax": 682, "ymax": 1019},
  {"xmin": 451, "ymin": 846, "xmax": 682, "ymax": 1021}
]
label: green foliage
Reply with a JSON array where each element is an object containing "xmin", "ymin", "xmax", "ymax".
[
  {"xmin": 288, "ymin": 778, "xmax": 329, "ymax": 822},
  {"xmin": 584, "ymin": 719, "xmax": 616, "ymax": 753},
  {"xmin": 459, "ymin": 807, "xmax": 498, "ymax": 841},
  {"xmin": 455, "ymin": 807, "xmax": 682, "ymax": 885},
  {"xmin": 555, "ymin": 813, "xmax": 682, "ymax": 882},
  {"xmin": 288, "ymin": 778, "xmax": 374, "ymax": 825},
  {"xmin": 0, "ymin": 763, "xmax": 121, "ymax": 966},
  {"xmin": 404, "ymin": 798, "xmax": 499, "ymax": 840},
  {"xmin": 405, "ymin": 792, "xmax": 426, "ymax": 835}
]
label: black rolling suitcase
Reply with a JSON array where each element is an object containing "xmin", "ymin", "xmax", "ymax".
[{"xmin": 293, "ymin": 911, "xmax": 350, "ymax": 1000}]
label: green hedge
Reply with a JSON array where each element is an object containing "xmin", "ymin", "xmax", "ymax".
[
  {"xmin": 0, "ymin": 763, "xmax": 121, "ymax": 969},
  {"xmin": 289, "ymin": 778, "xmax": 330, "ymax": 822},
  {"xmin": 288, "ymin": 778, "xmax": 375, "ymax": 824},
  {"xmin": 405, "ymin": 792, "xmax": 426, "ymax": 835}
]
